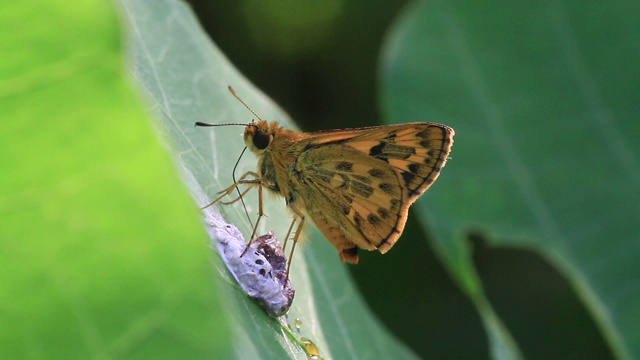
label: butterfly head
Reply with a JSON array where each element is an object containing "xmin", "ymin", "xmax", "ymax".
[
  {"xmin": 195, "ymin": 87, "xmax": 284, "ymax": 155},
  {"xmin": 244, "ymin": 119, "xmax": 279, "ymax": 154}
]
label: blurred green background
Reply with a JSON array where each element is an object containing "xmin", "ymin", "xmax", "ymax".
[{"xmin": 4, "ymin": 0, "xmax": 638, "ymax": 358}]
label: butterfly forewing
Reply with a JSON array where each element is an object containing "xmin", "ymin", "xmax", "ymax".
[{"xmin": 339, "ymin": 124, "xmax": 453, "ymax": 197}]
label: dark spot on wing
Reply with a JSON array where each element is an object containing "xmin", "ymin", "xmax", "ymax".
[
  {"xmin": 351, "ymin": 181, "xmax": 374, "ymax": 198},
  {"xmin": 367, "ymin": 213, "xmax": 381, "ymax": 226},
  {"xmin": 354, "ymin": 212, "xmax": 365, "ymax": 229},
  {"xmin": 390, "ymin": 199, "xmax": 401, "ymax": 212},
  {"xmin": 338, "ymin": 200, "xmax": 350, "ymax": 215},
  {"xmin": 408, "ymin": 163, "xmax": 423, "ymax": 175},
  {"xmin": 370, "ymin": 142, "xmax": 415, "ymax": 160},
  {"xmin": 385, "ymin": 129, "xmax": 398, "ymax": 139},
  {"xmin": 369, "ymin": 143, "xmax": 385, "ymax": 157},
  {"xmin": 378, "ymin": 182, "xmax": 395, "ymax": 194},
  {"xmin": 401, "ymin": 171, "xmax": 417, "ymax": 187},
  {"xmin": 315, "ymin": 169, "xmax": 333, "ymax": 184},
  {"xmin": 377, "ymin": 207, "xmax": 391, "ymax": 219},
  {"xmin": 336, "ymin": 161, "xmax": 353, "ymax": 172},
  {"xmin": 416, "ymin": 129, "xmax": 431, "ymax": 139},
  {"xmin": 368, "ymin": 168, "xmax": 386, "ymax": 178}
]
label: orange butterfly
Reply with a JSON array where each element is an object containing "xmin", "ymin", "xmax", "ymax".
[{"xmin": 198, "ymin": 87, "xmax": 454, "ymax": 265}]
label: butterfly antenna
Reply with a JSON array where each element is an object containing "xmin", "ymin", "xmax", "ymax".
[
  {"xmin": 194, "ymin": 86, "xmax": 261, "ymax": 228},
  {"xmin": 228, "ymin": 86, "xmax": 262, "ymax": 120},
  {"xmin": 194, "ymin": 122, "xmax": 247, "ymax": 127}
]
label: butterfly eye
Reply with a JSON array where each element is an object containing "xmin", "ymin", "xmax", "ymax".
[{"xmin": 253, "ymin": 130, "xmax": 271, "ymax": 150}]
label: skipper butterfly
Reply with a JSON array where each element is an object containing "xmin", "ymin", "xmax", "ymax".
[{"xmin": 198, "ymin": 87, "xmax": 454, "ymax": 265}]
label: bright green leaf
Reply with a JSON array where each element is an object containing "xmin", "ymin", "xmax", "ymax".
[{"xmin": 0, "ymin": 0, "xmax": 231, "ymax": 359}]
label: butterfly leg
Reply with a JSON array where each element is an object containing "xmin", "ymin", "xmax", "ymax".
[
  {"xmin": 248, "ymin": 183, "xmax": 264, "ymax": 244},
  {"xmin": 201, "ymin": 171, "xmax": 261, "ymax": 209},
  {"xmin": 219, "ymin": 176, "xmax": 264, "ymax": 239},
  {"xmin": 282, "ymin": 217, "xmax": 297, "ymax": 252},
  {"xmin": 241, "ymin": 180, "xmax": 266, "ymax": 257},
  {"xmin": 219, "ymin": 186, "xmax": 252, "ymax": 205},
  {"xmin": 201, "ymin": 170, "xmax": 267, "ymax": 257},
  {"xmin": 282, "ymin": 204, "xmax": 306, "ymax": 283},
  {"xmin": 285, "ymin": 216, "xmax": 304, "ymax": 283}
]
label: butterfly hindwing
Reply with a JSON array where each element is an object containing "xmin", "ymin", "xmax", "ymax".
[
  {"xmin": 292, "ymin": 144, "xmax": 402, "ymax": 252},
  {"xmin": 290, "ymin": 123, "xmax": 454, "ymax": 257}
]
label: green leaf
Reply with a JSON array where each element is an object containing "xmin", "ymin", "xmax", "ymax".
[
  {"xmin": 120, "ymin": 0, "xmax": 419, "ymax": 359},
  {"xmin": 381, "ymin": 0, "xmax": 640, "ymax": 359},
  {"xmin": 0, "ymin": 0, "xmax": 231, "ymax": 359}
]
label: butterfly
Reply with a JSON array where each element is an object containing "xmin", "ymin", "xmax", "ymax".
[{"xmin": 197, "ymin": 86, "xmax": 454, "ymax": 265}]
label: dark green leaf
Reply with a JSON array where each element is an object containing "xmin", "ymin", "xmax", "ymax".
[{"xmin": 381, "ymin": 1, "xmax": 640, "ymax": 359}]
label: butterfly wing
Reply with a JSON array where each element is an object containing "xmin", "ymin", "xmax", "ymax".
[
  {"xmin": 291, "ymin": 123, "xmax": 454, "ymax": 262},
  {"xmin": 292, "ymin": 145, "xmax": 403, "ymax": 262}
]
